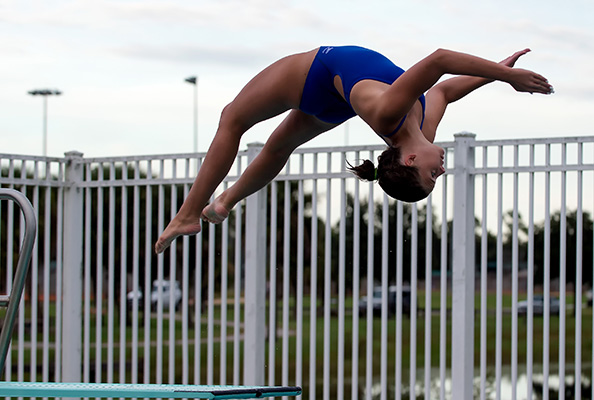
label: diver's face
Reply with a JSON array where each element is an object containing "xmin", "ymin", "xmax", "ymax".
[{"xmin": 405, "ymin": 145, "xmax": 445, "ymax": 192}]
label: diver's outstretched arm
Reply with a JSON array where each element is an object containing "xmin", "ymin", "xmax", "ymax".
[
  {"xmin": 421, "ymin": 49, "xmax": 549, "ymax": 141},
  {"xmin": 359, "ymin": 48, "xmax": 553, "ymax": 136}
]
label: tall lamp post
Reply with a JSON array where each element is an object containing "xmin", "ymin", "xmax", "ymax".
[
  {"xmin": 184, "ymin": 76, "xmax": 198, "ymax": 154},
  {"xmin": 28, "ymin": 88, "xmax": 62, "ymax": 156}
]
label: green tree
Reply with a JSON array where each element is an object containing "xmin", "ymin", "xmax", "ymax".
[{"xmin": 533, "ymin": 210, "xmax": 594, "ymax": 288}]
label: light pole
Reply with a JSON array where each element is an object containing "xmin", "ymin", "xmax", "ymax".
[
  {"xmin": 28, "ymin": 89, "xmax": 62, "ymax": 156},
  {"xmin": 184, "ymin": 76, "xmax": 198, "ymax": 154}
]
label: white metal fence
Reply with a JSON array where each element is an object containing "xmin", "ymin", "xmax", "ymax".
[{"xmin": 2, "ymin": 133, "xmax": 594, "ymax": 400}]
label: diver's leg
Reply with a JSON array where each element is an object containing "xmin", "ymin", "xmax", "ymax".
[
  {"xmin": 155, "ymin": 49, "xmax": 317, "ymax": 253},
  {"xmin": 201, "ymin": 110, "xmax": 338, "ymax": 223}
]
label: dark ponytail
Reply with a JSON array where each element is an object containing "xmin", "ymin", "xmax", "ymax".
[{"xmin": 346, "ymin": 159, "xmax": 376, "ymax": 182}]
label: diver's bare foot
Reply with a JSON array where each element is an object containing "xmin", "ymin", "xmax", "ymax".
[
  {"xmin": 155, "ymin": 216, "xmax": 202, "ymax": 254},
  {"xmin": 201, "ymin": 196, "xmax": 231, "ymax": 224}
]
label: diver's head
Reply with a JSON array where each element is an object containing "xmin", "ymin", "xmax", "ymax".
[{"xmin": 348, "ymin": 144, "xmax": 445, "ymax": 202}]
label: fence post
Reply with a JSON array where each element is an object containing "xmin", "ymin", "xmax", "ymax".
[
  {"xmin": 61, "ymin": 151, "xmax": 84, "ymax": 383},
  {"xmin": 451, "ymin": 133, "xmax": 476, "ymax": 400},
  {"xmin": 243, "ymin": 143, "xmax": 267, "ymax": 385}
]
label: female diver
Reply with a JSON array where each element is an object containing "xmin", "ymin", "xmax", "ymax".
[{"xmin": 155, "ymin": 46, "xmax": 553, "ymax": 254}]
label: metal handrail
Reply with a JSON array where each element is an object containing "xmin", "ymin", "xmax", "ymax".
[{"xmin": 0, "ymin": 189, "xmax": 37, "ymax": 373}]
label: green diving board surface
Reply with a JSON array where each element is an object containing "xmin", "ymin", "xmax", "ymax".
[{"xmin": 0, "ymin": 381, "xmax": 302, "ymax": 399}]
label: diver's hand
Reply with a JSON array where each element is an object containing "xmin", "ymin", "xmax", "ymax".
[
  {"xmin": 499, "ymin": 48, "xmax": 531, "ymax": 68},
  {"xmin": 508, "ymin": 68, "xmax": 554, "ymax": 95}
]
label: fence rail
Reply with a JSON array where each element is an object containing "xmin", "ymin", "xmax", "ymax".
[{"xmin": 2, "ymin": 133, "xmax": 594, "ymax": 400}]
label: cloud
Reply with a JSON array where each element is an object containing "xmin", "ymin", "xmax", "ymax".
[
  {"xmin": 499, "ymin": 18, "xmax": 594, "ymax": 53},
  {"xmin": 1, "ymin": 0, "xmax": 326, "ymax": 37},
  {"xmin": 109, "ymin": 43, "xmax": 273, "ymax": 67},
  {"xmin": 95, "ymin": 0, "xmax": 326, "ymax": 30}
]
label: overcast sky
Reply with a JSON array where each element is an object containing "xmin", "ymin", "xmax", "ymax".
[{"xmin": 2, "ymin": 0, "xmax": 593, "ymax": 157}]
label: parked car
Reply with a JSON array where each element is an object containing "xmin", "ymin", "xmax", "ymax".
[
  {"xmin": 586, "ymin": 289, "xmax": 593, "ymax": 307},
  {"xmin": 126, "ymin": 279, "xmax": 182, "ymax": 311},
  {"xmin": 358, "ymin": 285, "xmax": 410, "ymax": 316},
  {"xmin": 517, "ymin": 295, "xmax": 560, "ymax": 316}
]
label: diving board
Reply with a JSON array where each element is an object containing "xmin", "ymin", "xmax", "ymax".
[{"xmin": 0, "ymin": 381, "xmax": 301, "ymax": 399}]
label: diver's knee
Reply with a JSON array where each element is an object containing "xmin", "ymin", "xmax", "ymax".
[{"xmin": 218, "ymin": 102, "xmax": 251, "ymax": 135}]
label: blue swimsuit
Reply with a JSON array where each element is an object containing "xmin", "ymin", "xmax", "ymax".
[{"xmin": 299, "ymin": 46, "xmax": 425, "ymax": 135}]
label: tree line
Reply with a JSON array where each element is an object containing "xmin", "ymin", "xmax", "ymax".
[{"xmin": 2, "ymin": 164, "xmax": 592, "ymax": 304}]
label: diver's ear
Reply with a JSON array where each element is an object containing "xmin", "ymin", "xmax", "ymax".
[{"xmin": 404, "ymin": 154, "xmax": 416, "ymax": 166}]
